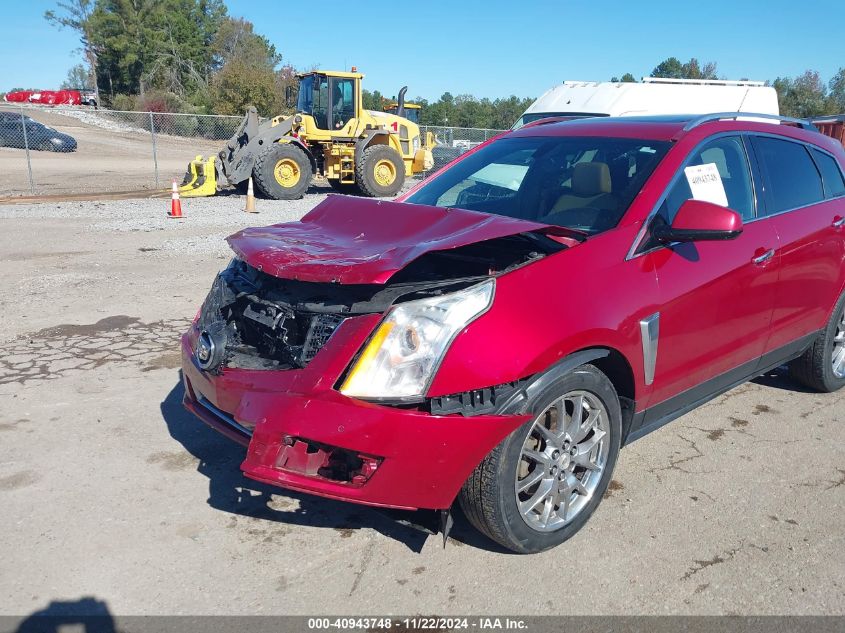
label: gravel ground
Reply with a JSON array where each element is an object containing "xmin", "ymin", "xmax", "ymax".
[
  {"xmin": 0, "ymin": 192, "xmax": 843, "ymax": 619},
  {"xmin": 0, "ymin": 181, "xmax": 418, "ymax": 257}
]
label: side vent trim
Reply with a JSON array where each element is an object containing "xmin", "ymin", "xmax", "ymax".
[{"xmin": 639, "ymin": 313, "xmax": 660, "ymax": 386}]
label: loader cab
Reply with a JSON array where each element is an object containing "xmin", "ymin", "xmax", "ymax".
[
  {"xmin": 296, "ymin": 72, "xmax": 361, "ymax": 131},
  {"xmin": 384, "ymin": 103, "xmax": 421, "ymax": 124}
]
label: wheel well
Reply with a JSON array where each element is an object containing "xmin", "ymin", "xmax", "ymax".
[
  {"xmin": 357, "ymin": 130, "xmax": 402, "ymax": 158},
  {"xmin": 587, "ymin": 348, "xmax": 636, "ymax": 439}
]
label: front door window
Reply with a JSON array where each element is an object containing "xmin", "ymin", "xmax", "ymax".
[
  {"xmin": 330, "ymin": 78, "xmax": 355, "ymax": 130},
  {"xmin": 312, "ymin": 75, "xmax": 330, "ymax": 129}
]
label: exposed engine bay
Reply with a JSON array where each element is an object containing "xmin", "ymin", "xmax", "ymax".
[{"xmin": 196, "ymin": 231, "xmax": 568, "ymax": 373}]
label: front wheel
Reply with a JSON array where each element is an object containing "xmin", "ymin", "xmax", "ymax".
[
  {"xmin": 253, "ymin": 142, "xmax": 312, "ymax": 200},
  {"xmin": 355, "ymin": 144, "xmax": 405, "ymax": 197},
  {"xmin": 789, "ymin": 290, "xmax": 845, "ymax": 392},
  {"xmin": 459, "ymin": 364, "xmax": 622, "ymax": 554}
]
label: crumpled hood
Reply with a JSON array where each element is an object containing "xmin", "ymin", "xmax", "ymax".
[{"xmin": 226, "ymin": 195, "xmax": 556, "ymax": 284}]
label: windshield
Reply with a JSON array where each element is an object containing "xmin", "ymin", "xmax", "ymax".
[
  {"xmin": 405, "ymin": 135, "xmax": 670, "ymax": 236},
  {"xmin": 512, "ymin": 112, "xmax": 609, "ymax": 130}
]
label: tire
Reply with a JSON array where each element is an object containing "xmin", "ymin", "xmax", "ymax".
[
  {"xmin": 328, "ymin": 180, "xmax": 361, "ymax": 195},
  {"xmin": 252, "ymin": 142, "xmax": 311, "ymax": 200},
  {"xmin": 355, "ymin": 144, "xmax": 405, "ymax": 197},
  {"xmin": 459, "ymin": 364, "xmax": 622, "ymax": 554},
  {"xmin": 789, "ymin": 290, "xmax": 845, "ymax": 393}
]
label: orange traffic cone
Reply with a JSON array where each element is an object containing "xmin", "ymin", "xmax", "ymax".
[
  {"xmin": 168, "ymin": 180, "xmax": 183, "ymax": 218},
  {"xmin": 244, "ymin": 177, "xmax": 257, "ymax": 213}
]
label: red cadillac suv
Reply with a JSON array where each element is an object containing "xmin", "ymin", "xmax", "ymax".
[{"xmin": 181, "ymin": 113, "xmax": 845, "ymax": 553}]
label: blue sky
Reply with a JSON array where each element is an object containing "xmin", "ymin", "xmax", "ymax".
[{"xmin": 2, "ymin": 0, "xmax": 842, "ymax": 100}]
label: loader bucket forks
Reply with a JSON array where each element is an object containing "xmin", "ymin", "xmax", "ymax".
[{"xmin": 179, "ymin": 155, "xmax": 218, "ymax": 197}]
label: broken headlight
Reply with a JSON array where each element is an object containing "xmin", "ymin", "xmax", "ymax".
[{"xmin": 339, "ymin": 280, "xmax": 494, "ymax": 401}]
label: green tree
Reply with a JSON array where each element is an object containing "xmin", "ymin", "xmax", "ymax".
[
  {"xmin": 611, "ymin": 73, "xmax": 637, "ymax": 83},
  {"xmin": 211, "ymin": 16, "xmax": 280, "ymax": 70},
  {"xmin": 362, "ymin": 89, "xmax": 385, "ymax": 111},
  {"xmin": 45, "ymin": 0, "xmax": 99, "ymax": 100},
  {"xmin": 829, "ymin": 67, "xmax": 845, "ymax": 112},
  {"xmin": 88, "ymin": 0, "xmax": 226, "ymax": 98},
  {"xmin": 489, "ymin": 95, "xmax": 534, "ymax": 128},
  {"xmin": 421, "ymin": 92, "xmax": 456, "ymax": 126},
  {"xmin": 210, "ymin": 17, "xmax": 283, "ymax": 116},
  {"xmin": 61, "ymin": 63, "xmax": 93, "ymax": 89},
  {"xmin": 651, "ymin": 57, "xmax": 684, "ymax": 79},
  {"xmin": 651, "ymin": 57, "xmax": 718, "ymax": 80},
  {"xmin": 212, "ymin": 60, "xmax": 278, "ymax": 116},
  {"xmin": 772, "ymin": 70, "xmax": 836, "ymax": 118}
]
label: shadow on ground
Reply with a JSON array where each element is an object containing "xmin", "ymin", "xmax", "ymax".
[
  {"xmin": 159, "ymin": 376, "xmax": 507, "ymax": 554},
  {"xmin": 751, "ymin": 365, "xmax": 814, "ymax": 393},
  {"xmin": 13, "ymin": 597, "xmax": 116, "ymax": 633}
]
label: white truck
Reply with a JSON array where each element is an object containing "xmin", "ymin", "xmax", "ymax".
[{"xmin": 513, "ymin": 77, "xmax": 779, "ymax": 129}]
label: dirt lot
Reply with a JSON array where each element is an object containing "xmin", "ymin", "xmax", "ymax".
[
  {"xmin": 0, "ymin": 191, "xmax": 843, "ymax": 617},
  {"xmin": 0, "ymin": 105, "xmax": 225, "ymax": 198}
]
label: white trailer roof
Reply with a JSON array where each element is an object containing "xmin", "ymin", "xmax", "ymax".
[{"xmin": 517, "ymin": 79, "xmax": 779, "ymax": 127}]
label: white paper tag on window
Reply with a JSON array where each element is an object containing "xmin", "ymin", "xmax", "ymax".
[{"xmin": 684, "ymin": 163, "xmax": 728, "ymax": 207}]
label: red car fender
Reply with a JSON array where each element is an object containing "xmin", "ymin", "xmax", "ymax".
[{"xmin": 427, "ymin": 223, "xmax": 659, "ymax": 411}]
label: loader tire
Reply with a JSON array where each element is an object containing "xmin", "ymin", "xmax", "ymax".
[
  {"xmin": 253, "ymin": 143, "xmax": 311, "ymax": 200},
  {"xmin": 355, "ymin": 145, "xmax": 405, "ymax": 197}
]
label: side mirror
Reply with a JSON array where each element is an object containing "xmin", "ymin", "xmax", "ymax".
[
  {"xmin": 285, "ymin": 85, "xmax": 294, "ymax": 109},
  {"xmin": 653, "ymin": 199, "xmax": 743, "ymax": 243}
]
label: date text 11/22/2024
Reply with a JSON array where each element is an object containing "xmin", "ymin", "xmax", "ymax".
[{"xmin": 307, "ymin": 617, "xmax": 528, "ymax": 630}]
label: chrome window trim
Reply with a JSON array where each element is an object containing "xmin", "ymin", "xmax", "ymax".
[
  {"xmin": 625, "ymin": 132, "xmax": 753, "ymax": 260},
  {"xmin": 626, "ymin": 131, "xmax": 842, "ymax": 261}
]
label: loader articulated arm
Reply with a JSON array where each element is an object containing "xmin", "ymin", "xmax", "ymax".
[
  {"xmin": 219, "ymin": 108, "xmax": 297, "ymax": 186},
  {"xmin": 181, "ymin": 106, "xmax": 305, "ymax": 197}
]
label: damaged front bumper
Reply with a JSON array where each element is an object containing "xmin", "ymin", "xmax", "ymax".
[{"xmin": 181, "ymin": 324, "xmax": 529, "ymax": 510}]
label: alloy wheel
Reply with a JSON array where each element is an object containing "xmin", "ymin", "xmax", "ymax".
[
  {"xmin": 833, "ymin": 304, "xmax": 845, "ymax": 379},
  {"xmin": 515, "ymin": 390, "xmax": 610, "ymax": 532}
]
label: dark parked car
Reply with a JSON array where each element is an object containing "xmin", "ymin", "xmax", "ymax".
[
  {"xmin": 182, "ymin": 113, "xmax": 845, "ymax": 553},
  {"xmin": 0, "ymin": 113, "xmax": 77, "ymax": 152}
]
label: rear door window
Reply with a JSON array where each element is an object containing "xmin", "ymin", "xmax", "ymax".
[
  {"xmin": 752, "ymin": 137, "xmax": 824, "ymax": 214},
  {"xmin": 809, "ymin": 148, "xmax": 845, "ymax": 199}
]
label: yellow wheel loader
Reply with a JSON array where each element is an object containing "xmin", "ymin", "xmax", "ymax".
[
  {"xmin": 180, "ymin": 70, "xmax": 435, "ymax": 200},
  {"xmin": 383, "ymin": 91, "xmax": 422, "ymax": 124}
]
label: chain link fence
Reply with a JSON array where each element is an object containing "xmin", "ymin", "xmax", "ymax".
[
  {"xmin": 419, "ymin": 125, "xmax": 504, "ymax": 175},
  {"xmin": 0, "ymin": 103, "xmax": 504, "ymax": 198}
]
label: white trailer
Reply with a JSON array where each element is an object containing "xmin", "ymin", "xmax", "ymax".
[{"xmin": 513, "ymin": 78, "xmax": 779, "ymax": 129}]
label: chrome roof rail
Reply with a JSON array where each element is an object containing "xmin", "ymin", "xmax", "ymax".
[{"xmin": 681, "ymin": 112, "xmax": 818, "ymax": 133}]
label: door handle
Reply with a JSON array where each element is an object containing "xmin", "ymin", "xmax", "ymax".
[
  {"xmin": 833, "ymin": 216, "xmax": 845, "ymax": 228},
  {"xmin": 752, "ymin": 248, "xmax": 775, "ymax": 265}
]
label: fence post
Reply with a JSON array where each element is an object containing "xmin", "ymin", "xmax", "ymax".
[
  {"xmin": 19, "ymin": 105, "xmax": 35, "ymax": 195},
  {"xmin": 149, "ymin": 111, "xmax": 160, "ymax": 188}
]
